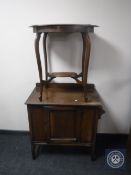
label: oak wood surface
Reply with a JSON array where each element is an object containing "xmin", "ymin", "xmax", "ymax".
[
  {"xmin": 31, "ymin": 24, "xmax": 98, "ymax": 101},
  {"xmin": 25, "ymin": 83, "xmax": 102, "ymax": 106},
  {"xmin": 27, "ymin": 106, "xmax": 98, "ymax": 143},
  {"xmin": 31, "ymin": 24, "xmax": 98, "ymax": 33},
  {"xmin": 28, "ymin": 24, "xmax": 103, "ymax": 159},
  {"xmin": 26, "ymin": 83, "xmax": 104, "ymax": 160}
]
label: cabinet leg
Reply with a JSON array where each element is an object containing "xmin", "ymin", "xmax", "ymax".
[
  {"xmin": 31, "ymin": 144, "xmax": 36, "ymax": 159},
  {"xmin": 31, "ymin": 144, "xmax": 41, "ymax": 160},
  {"xmin": 91, "ymin": 152, "xmax": 96, "ymax": 161},
  {"xmin": 91, "ymin": 145, "xmax": 96, "ymax": 161}
]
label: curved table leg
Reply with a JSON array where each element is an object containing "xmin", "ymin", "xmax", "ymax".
[
  {"xmin": 43, "ymin": 33, "xmax": 48, "ymax": 87},
  {"xmin": 81, "ymin": 32, "xmax": 91, "ymax": 102},
  {"xmin": 35, "ymin": 33, "xmax": 43, "ymax": 101}
]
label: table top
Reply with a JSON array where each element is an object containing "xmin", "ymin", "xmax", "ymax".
[
  {"xmin": 31, "ymin": 24, "xmax": 98, "ymax": 33},
  {"xmin": 25, "ymin": 83, "xmax": 102, "ymax": 107}
]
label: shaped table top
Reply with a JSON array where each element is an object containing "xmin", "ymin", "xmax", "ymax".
[{"xmin": 31, "ymin": 24, "xmax": 98, "ymax": 33}]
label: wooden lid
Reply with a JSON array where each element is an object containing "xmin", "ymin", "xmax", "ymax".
[{"xmin": 25, "ymin": 83, "xmax": 102, "ymax": 107}]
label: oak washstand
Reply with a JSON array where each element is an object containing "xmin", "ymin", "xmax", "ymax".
[{"xmin": 25, "ymin": 24, "xmax": 105, "ymax": 160}]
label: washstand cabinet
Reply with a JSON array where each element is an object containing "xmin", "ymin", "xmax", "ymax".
[{"xmin": 25, "ymin": 24, "xmax": 105, "ymax": 160}]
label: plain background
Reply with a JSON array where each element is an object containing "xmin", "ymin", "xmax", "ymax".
[{"xmin": 0, "ymin": 0, "xmax": 131, "ymax": 133}]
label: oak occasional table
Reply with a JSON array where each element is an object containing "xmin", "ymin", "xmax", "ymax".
[{"xmin": 25, "ymin": 24, "xmax": 105, "ymax": 160}]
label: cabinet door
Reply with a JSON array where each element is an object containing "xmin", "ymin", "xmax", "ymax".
[
  {"xmin": 28, "ymin": 105, "xmax": 97, "ymax": 144},
  {"xmin": 45, "ymin": 107, "xmax": 82, "ymax": 144},
  {"xmin": 27, "ymin": 106, "xmax": 49, "ymax": 142},
  {"xmin": 45, "ymin": 107, "xmax": 96, "ymax": 144}
]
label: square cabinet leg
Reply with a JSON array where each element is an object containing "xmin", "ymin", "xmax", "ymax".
[
  {"xmin": 91, "ymin": 145, "xmax": 96, "ymax": 161},
  {"xmin": 31, "ymin": 143, "xmax": 41, "ymax": 160}
]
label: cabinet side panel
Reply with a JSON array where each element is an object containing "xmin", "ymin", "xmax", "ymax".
[
  {"xmin": 28, "ymin": 106, "xmax": 49, "ymax": 141},
  {"xmin": 80, "ymin": 109, "xmax": 95, "ymax": 142}
]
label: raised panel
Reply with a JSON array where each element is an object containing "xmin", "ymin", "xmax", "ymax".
[
  {"xmin": 28, "ymin": 105, "xmax": 97, "ymax": 145},
  {"xmin": 80, "ymin": 109, "xmax": 95, "ymax": 142},
  {"xmin": 28, "ymin": 106, "xmax": 49, "ymax": 141},
  {"xmin": 49, "ymin": 110, "xmax": 76, "ymax": 139}
]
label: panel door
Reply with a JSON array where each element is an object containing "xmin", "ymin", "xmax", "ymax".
[
  {"xmin": 45, "ymin": 107, "xmax": 82, "ymax": 143},
  {"xmin": 28, "ymin": 105, "xmax": 96, "ymax": 144},
  {"xmin": 45, "ymin": 107, "xmax": 96, "ymax": 144}
]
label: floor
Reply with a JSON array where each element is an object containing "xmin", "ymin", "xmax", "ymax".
[{"xmin": 0, "ymin": 133, "xmax": 130, "ymax": 175}]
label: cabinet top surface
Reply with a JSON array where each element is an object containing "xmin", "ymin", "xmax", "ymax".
[
  {"xmin": 25, "ymin": 83, "xmax": 102, "ymax": 107},
  {"xmin": 31, "ymin": 24, "xmax": 98, "ymax": 33}
]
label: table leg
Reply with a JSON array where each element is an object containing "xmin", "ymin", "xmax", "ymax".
[
  {"xmin": 35, "ymin": 33, "xmax": 43, "ymax": 101},
  {"xmin": 43, "ymin": 33, "xmax": 48, "ymax": 87},
  {"xmin": 81, "ymin": 33, "xmax": 91, "ymax": 102}
]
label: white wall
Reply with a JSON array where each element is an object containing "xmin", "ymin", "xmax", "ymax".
[{"xmin": 0, "ymin": 0, "xmax": 131, "ymax": 133}]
